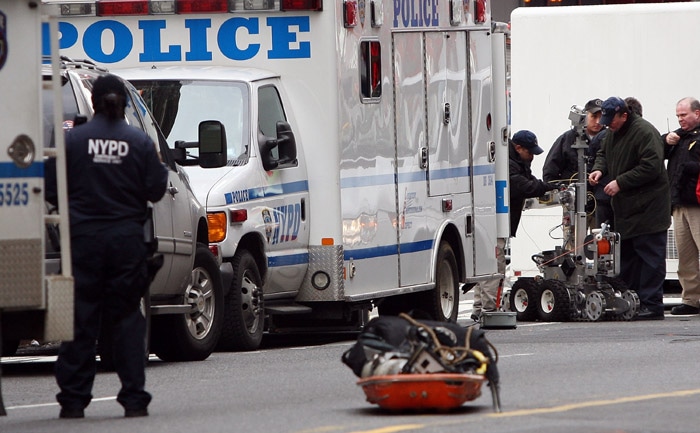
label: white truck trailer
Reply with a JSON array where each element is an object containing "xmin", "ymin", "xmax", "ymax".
[
  {"xmin": 42, "ymin": 0, "xmax": 510, "ymax": 350},
  {"xmin": 0, "ymin": 0, "xmax": 73, "ymax": 415},
  {"xmin": 509, "ymin": 3, "xmax": 698, "ymax": 289}
]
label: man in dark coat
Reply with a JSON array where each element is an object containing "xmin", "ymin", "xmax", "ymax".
[
  {"xmin": 662, "ymin": 97, "xmax": 700, "ymax": 316},
  {"xmin": 509, "ymin": 130, "xmax": 559, "ymax": 237},
  {"xmin": 589, "ymin": 97, "xmax": 671, "ymax": 320},
  {"xmin": 543, "ymin": 98, "xmax": 607, "ymax": 230}
]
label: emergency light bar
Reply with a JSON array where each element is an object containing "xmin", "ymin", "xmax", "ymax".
[{"xmin": 46, "ymin": 0, "xmax": 322, "ymax": 16}]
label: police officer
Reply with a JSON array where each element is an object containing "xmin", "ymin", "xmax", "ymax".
[{"xmin": 46, "ymin": 74, "xmax": 168, "ymax": 418}]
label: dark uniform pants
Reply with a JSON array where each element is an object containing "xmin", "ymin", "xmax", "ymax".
[
  {"xmin": 55, "ymin": 222, "xmax": 152, "ymax": 411},
  {"xmin": 619, "ymin": 230, "xmax": 667, "ymax": 316}
]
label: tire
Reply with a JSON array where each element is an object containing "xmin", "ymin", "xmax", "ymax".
[
  {"xmin": 152, "ymin": 245, "xmax": 223, "ymax": 361},
  {"xmin": 216, "ymin": 250, "xmax": 264, "ymax": 351},
  {"xmin": 99, "ymin": 292, "xmax": 151, "ymax": 371},
  {"xmin": 509, "ymin": 278, "xmax": 539, "ymax": 322},
  {"xmin": 537, "ymin": 279, "xmax": 572, "ymax": 322},
  {"xmin": 420, "ymin": 242, "xmax": 459, "ymax": 322}
]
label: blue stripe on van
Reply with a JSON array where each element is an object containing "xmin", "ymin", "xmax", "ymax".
[
  {"xmin": 0, "ymin": 162, "xmax": 44, "ymax": 179},
  {"xmin": 340, "ymin": 164, "xmax": 494, "ymax": 188},
  {"xmin": 266, "ymin": 240, "xmax": 434, "ymax": 268}
]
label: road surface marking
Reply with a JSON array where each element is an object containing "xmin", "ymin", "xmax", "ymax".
[
  {"xmin": 348, "ymin": 425, "xmax": 425, "ymax": 433},
  {"xmin": 487, "ymin": 388, "xmax": 700, "ymax": 418},
  {"xmin": 6, "ymin": 396, "xmax": 116, "ymax": 411}
]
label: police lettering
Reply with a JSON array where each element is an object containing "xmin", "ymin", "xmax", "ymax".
[
  {"xmin": 393, "ymin": 0, "xmax": 439, "ymax": 28},
  {"xmin": 89, "ymin": 138, "xmax": 129, "ymax": 164},
  {"xmin": 225, "ymin": 189, "xmax": 250, "ymax": 204},
  {"xmin": 44, "ymin": 16, "xmax": 312, "ymax": 64}
]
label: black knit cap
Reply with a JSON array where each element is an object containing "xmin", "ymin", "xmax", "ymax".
[{"xmin": 91, "ymin": 74, "xmax": 127, "ymax": 109}]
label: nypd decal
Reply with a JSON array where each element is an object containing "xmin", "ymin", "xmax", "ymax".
[{"xmin": 269, "ymin": 203, "xmax": 301, "ymax": 245}]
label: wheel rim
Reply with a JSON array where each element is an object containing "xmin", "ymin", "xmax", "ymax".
[
  {"xmin": 438, "ymin": 259, "xmax": 456, "ymax": 318},
  {"xmin": 240, "ymin": 270, "xmax": 262, "ymax": 334},
  {"xmin": 621, "ymin": 290, "xmax": 640, "ymax": 320},
  {"xmin": 585, "ymin": 292, "xmax": 605, "ymax": 321},
  {"xmin": 540, "ymin": 289, "xmax": 555, "ymax": 313},
  {"xmin": 185, "ymin": 266, "xmax": 216, "ymax": 340},
  {"xmin": 513, "ymin": 288, "xmax": 529, "ymax": 313}
]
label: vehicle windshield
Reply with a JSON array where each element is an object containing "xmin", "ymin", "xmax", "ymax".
[{"xmin": 131, "ymin": 80, "xmax": 249, "ymax": 162}]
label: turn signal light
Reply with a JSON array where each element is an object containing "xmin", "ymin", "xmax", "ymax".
[{"xmin": 207, "ymin": 212, "xmax": 227, "ymax": 243}]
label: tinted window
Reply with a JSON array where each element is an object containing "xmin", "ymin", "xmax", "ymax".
[
  {"xmin": 258, "ymin": 85, "xmax": 286, "ymax": 137},
  {"xmin": 42, "ymin": 76, "xmax": 79, "ymax": 148}
]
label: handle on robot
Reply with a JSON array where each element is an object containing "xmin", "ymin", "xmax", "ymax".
[{"xmin": 595, "ymin": 222, "xmax": 609, "ymax": 241}]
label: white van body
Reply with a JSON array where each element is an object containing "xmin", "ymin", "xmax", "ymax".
[
  {"xmin": 509, "ymin": 3, "xmax": 700, "ymax": 289},
  {"xmin": 0, "ymin": 0, "xmax": 73, "ymax": 363}
]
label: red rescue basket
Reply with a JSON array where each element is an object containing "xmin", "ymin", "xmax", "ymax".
[{"xmin": 358, "ymin": 373, "xmax": 486, "ymax": 411}]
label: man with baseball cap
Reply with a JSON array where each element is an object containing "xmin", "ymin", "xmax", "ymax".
[
  {"xmin": 543, "ymin": 98, "xmax": 607, "ymax": 230},
  {"xmin": 472, "ymin": 130, "xmax": 556, "ymax": 321},
  {"xmin": 589, "ymin": 96, "xmax": 671, "ymax": 320}
]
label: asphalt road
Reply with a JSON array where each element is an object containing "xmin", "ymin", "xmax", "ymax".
[{"xmin": 1, "ymin": 299, "xmax": 699, "ymax": 433}]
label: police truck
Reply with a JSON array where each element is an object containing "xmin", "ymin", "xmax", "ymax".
[{"xmin": 42, "ymin": 0, "xmax": 510, "ymax": 350}]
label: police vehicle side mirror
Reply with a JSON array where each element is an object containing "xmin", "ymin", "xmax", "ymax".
[
  {"xmin": 259, "ymin": 121, "xmax": 297, "ymax": 171},
  {"xmin": 198, "ymin": 120, "xmax": 227, "ymax": 169},
  {"xmin": 276, "ymin": 121, "xmax": 297, "ymax": 167}
]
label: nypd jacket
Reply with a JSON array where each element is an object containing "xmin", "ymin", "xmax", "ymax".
[
  {"xmin": 46, "ymin": 114, "xmax": 168, "ymax": 235},
  {"xmin": 591, "ymin": 113, "xmax": 671, "ymax": 240},
  {"xmin": 662, "ymin": 126, "xmax": 700, "ymax": 208},
  {"xmin": 509, "ymin": 143, "xmax": 557, "ymax": 237}
]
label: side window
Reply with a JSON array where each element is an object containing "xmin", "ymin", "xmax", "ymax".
[
  {"xmin": 128, "ymin": 86, "xmax": 160, "ymax": 145},
  {"xmin": 360, "ymin": 40, "xmax": 382, "ymax": 102},
  {"xmin": 258, "ymin": 85, "xmax": 286, "ymax": 138},
  {"xmin": 124, "ymin": 91, "xmax": 145, "ymax": 131}
]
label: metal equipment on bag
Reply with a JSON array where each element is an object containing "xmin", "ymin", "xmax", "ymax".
[{"xmin": 342, "ymin": 313, "xmax": 501, "ymax": 412}]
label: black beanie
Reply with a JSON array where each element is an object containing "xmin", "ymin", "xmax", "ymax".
[{"xmin": 91, "ymin": 74, "xmax": 127, "ymax": 110}]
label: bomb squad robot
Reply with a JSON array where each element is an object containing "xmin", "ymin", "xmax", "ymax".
[{"xmin": 507, "ymin": 106, "xmax": 640, "ymax": 322}]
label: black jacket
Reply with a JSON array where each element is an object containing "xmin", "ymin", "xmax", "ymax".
[
  {"xmin": 663, "ymin": 126, "xmax": 700, "ymax": 208},
  {"xmin": 544, "ymin": 128, "xmax": 609, "ymax": 205},
  {"xmin": 509, "ymin": 142, "xmax": 557, "ymax": 237},
  {"xmin": 543, "ymin": 128, "xmax": 593, "ymax": 184},
  {"xmin": 46, "ymin": 114, "xmax": 168, "ymax": 235},
  {"xmin": 592, "ymin": 114, "xmax": 670, "ymax": 239}
]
